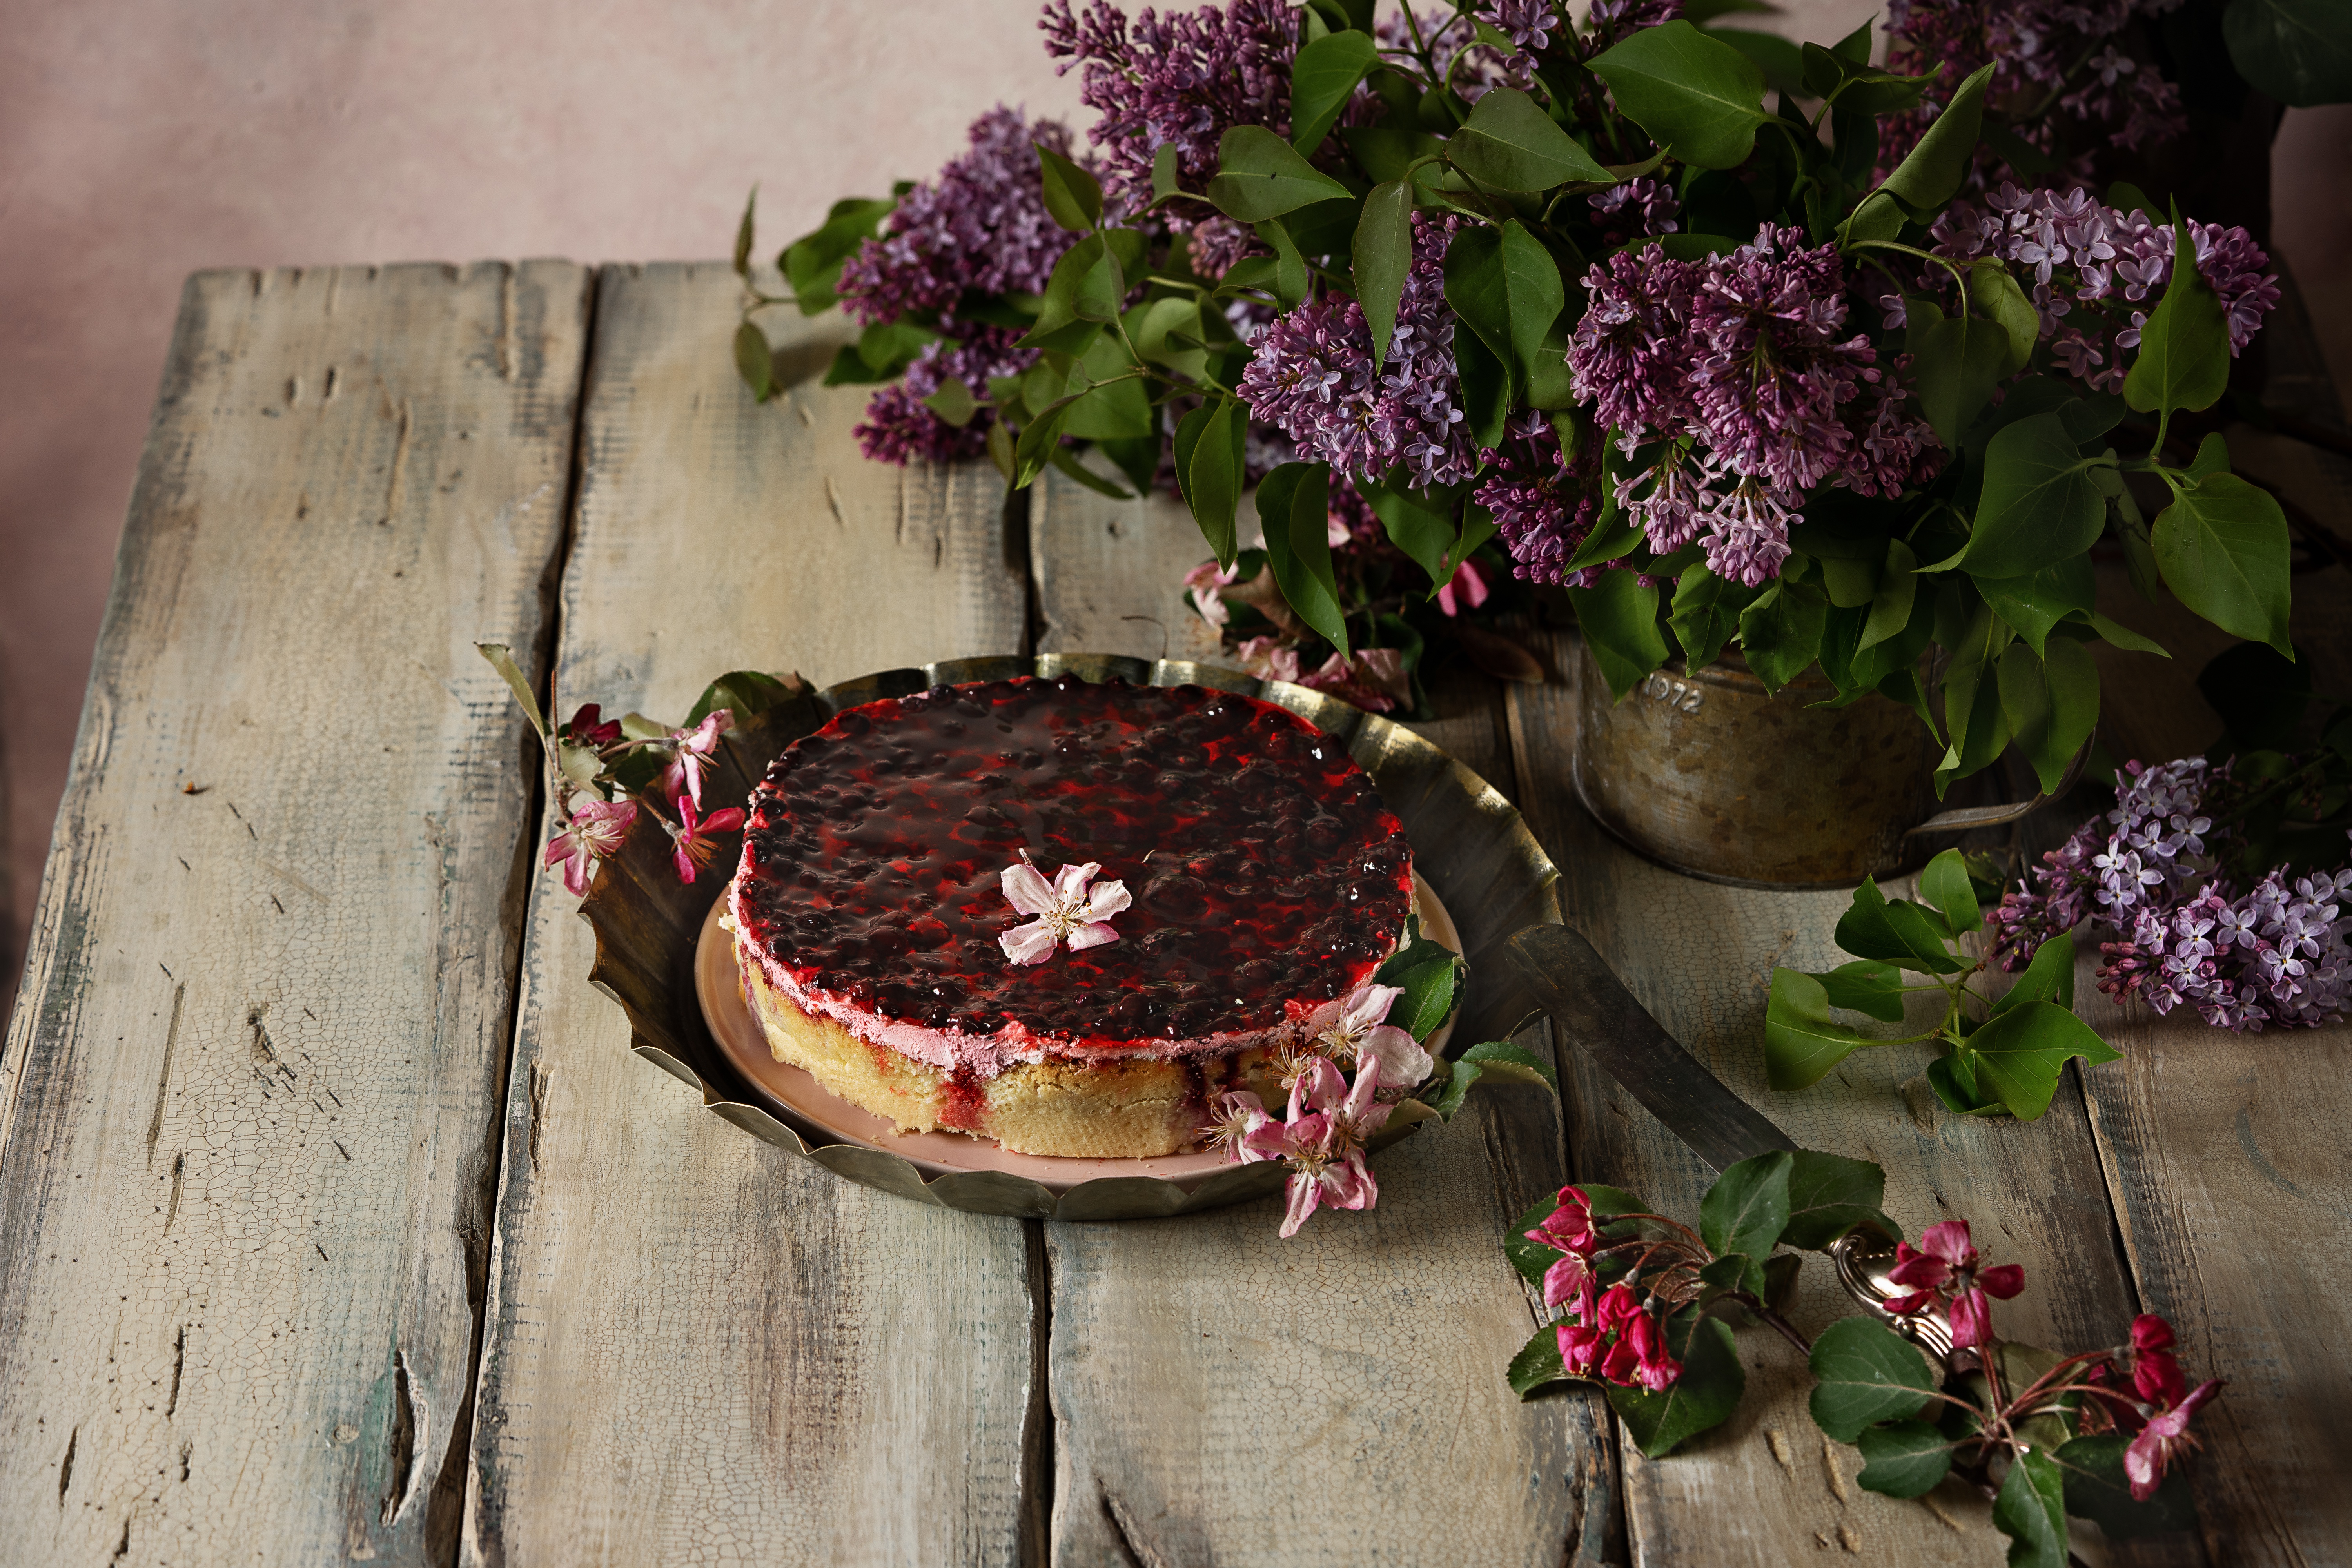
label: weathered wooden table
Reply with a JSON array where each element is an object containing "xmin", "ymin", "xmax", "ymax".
[{"xmin": 3, "ymin": 260, "xmax": 2347, "ymax": 1566}]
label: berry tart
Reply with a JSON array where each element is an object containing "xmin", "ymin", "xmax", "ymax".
[{"xmin": 724, "ymin": 675, "xmax": 1419, "ymax": 1158}]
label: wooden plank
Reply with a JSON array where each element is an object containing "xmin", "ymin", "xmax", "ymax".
[
  {"xmin": 0, "ymin": 262, "xmax": 590, "ymax": 1564},
  {"xmin": 461, "ymin": 267, "xmax": 1038, "ymax": 1567},
  {"xmin": 1031, "ymin": 475, "xmax": 1619, "ymax": 1567},
  {"xmin": 1506, "ymin": 627, "xmax": 2188, "ymax": 1566},
  {"xmin": 1031, "ymin": 463, "xmax": 1227, "ymax": 666},
  {"xmin": 2070, "ymin": 554, "xmax": 2352, "ymax": 1566}
]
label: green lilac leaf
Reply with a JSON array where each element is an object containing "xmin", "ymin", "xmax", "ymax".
[
  {"xmin": 1443, "ymin": 225, "xmax": 1517, "ymax": 400},
  {"xmin": 780, "ymin": 195, "xmax": 895, "ymax": 316},
  {"xmin": 2153, "ymin": 472, "xmax": 2294, "ymax": 655},
  {"xmin": 1820, "ymin": 555, "xmax": 1878, "ymax": 609},
  {"xmin": 1566, "ymin": 570, "xmax": 1670, "ymax": 698},
  {"xmin": 1356, "ymin": 472, "xmax": 1457, "ymax": 584},
  {"xmin": 2056, "ymin": 1434, "xmax": 2201, "ymax": 1537},
  {"xmin": 1766, "ymin": 969, "xmax": 1868, "ymax": 1090},
  {"xmin": 1815, "ymin": 958, "xmax": 1906, "ymax": 1023},
  {"xmin": 1151, "ymin": 140, "xmax": 1180, "ymax": 202},
  {"xmin": 1022, "ymin": 234, "xmax": 1104, "ymax": 343},
  {"xmin": 1587, "ymin": 22, "xmax": 1769, "ymax": 171},
  {"xmin": 1781, "ymin": 1149, "xmax": 1896, "ymax": 1250},
  {"xmin": 1998, "ymin": 638, "xmax": 2099, "ymax": 793},
  {"xmin": 1807, "ymin": 1316, "xmax": 1939, "ymax": 1442},
  {"xmin": 2124, "ymin": 216, "xmax": 2231, "ymax": 419},
  {"xmin": 1338, "ymin": 126, "xmax": 1444, "ymax": 182},
  {"xmin": 1446, "ymin": 86, "xmax": 1617, "ymax": 189},
  {"xmin": 1920, "ymin": 848, "xmax": 1984, "ymax": 936},
  {"xmin": 1737, "ymin": 580, "xmax": 1828, "ymax": 693},
  {"xmin": 1964, "ymin": 999, "xmax": 2122, "ymax": 1119},
  {"xmin": 1011, "ymin": 398, "xmax": 1076, "ymax": 489},
  {"xmin": 1854, "ymin": 1420, "xmax": 1953, "ymax": 1499},
  {"xmin": 1176, "ymin": 397, "xmax": 1246, "ymax": 565},
  {"xmin": 1992, "ymin": 1447, "xmax": 2070, "ymax": 1568},
  {"xmin": 475, "ymin": 643, "xmax": 547, "ymax": 737},
  {"xmin": 1927, "ymin": 1051, "xmax": 2004, "ymax": 1115},
  {"xmin": 1977, "ymin": 555, "xmax": 2096, "ymax": 657},
  {"xmin": 1671, "ymin": 563, "xmax": 1758, "ymax": 670},
  {"xmin": 1452, "ymin": 327, "xmax": 1512, "ymax": 450},
  {"xmin": 2223, "ymin": 0, "xmax": 2352, "ymax": 106},
  {"xmin": 1716, "ymin": 29, "xmax": 1809, "ymax": 96},
  {"xmin": 1868, "ymin": 60, "xmax": 1996, "ymax": 216},
  {"xmin": 922, "ymin": 376, "xmax": 981, "ymax": 428},
  {"xmin": 1256, "ymin": 218, "xmax": 1310, "ymax": 311},
  {"xmin": 1936, "ymin": 605, "xmax": 2017, "ymax": 791},
  {"xmin": 1992, "ymin": 931, "xmax": 2076, "ymax": 1014},
  {"xmin": 1035, "ymin": 142, "xmax": 1104, "ymax": 230},
  {"xmin": 1609, "ymin": 1311, "xmax": 1746, "ymax": 1456},
  {"xmin": 1459, "ymin": 1040, "xmax": 1560, "ymax": 1094},
  {"xmin": 1858, "ymin": 538, "xmax": 1918, "ymax": 652},
  {"xmin": 1836, "ymin": 876, "xmax": 1968, "ymax": 973},
  {"xmin": 732, "ymin": 187, "xmax": 757, "ymax": 277},
  {"xmin": 1500, "ymin": 222, "xmax": 1567, "ymax": 385},
  {"xmin": 1047, "ymin": 448, "xmax": 1135, "ymax": 500},
  {"xmin": 1354, "ymin": 181, "xmax": 1416, "ymax": 375},
  {"xmin": 1906, "ymin": 299, "xmax": 2013, "ymax": 453},
  {"xmin": 1259, "ymin": 463, "xmax": 1351, "ymax": 653},
  {"xmin": 1207, "ymin": 126, "xmax": 1354, "ymax": 220},
  {"xmin": 1289, "ymin": 29, "xmax": 1383, "ymax": 153},
  {"xmin": 1700, "ymin": 1151, "xmax": 1794, "ymax": 1259},
  {"xmin": 733, "ymin": 321, "xmax": 775, "ymax": 403},
  {"xmin": 1973, "ymin": 264, "xmax": 2041, "ymax": 373}
]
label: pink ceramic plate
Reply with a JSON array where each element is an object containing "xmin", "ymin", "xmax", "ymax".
[{"xmin": 695, "ymin": 873, "xmax": 1461, "ymax": 1194}]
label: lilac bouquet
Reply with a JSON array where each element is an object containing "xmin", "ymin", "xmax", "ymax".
[{"xmin": 733, "ymin": 0, "xmax": 2350, "ymax": 791}]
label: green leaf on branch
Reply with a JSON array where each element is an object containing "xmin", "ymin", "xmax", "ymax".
[
  {"xmin": 1255, "ymin": 218, "xmax": 1311, "ymax": 311},
  {"xmin": 1919, "ymin": 847, "xmax": 1983, "ymax": 936},
  {"xmin": 780, "ymin": 195, "xmax": 896, "ymax": 315},
  {"xmin": 1992, "ymin": 1447, "xmax": 2070, "ymax": 1568},
  {"xmin": 1958, "ymin": 412, "xmax": 2111, "ymax": 578},
  {"xmin": 1151, "ymin": 140, "xmax": 1180, "ymax": 202},
  {"xmin": 1289, "ymin": 29, "xmax": 1382, "ymax": 153},
  {"xmin": 1715, "ymin": 29, "xmax": 1808, "ymax": 97},
  {"xmin": 686, "ymin": 670, "xmax": 799, "ymax": 728},
  {"xmin": 732, "ymin": 187, "xmax": 757, "ymax": 277},
  {"xmin": 1858, "ymin": 537, "xmax": 1918, "ymax": 652},
  {"xmin": 1815, "ymin": 959, "xmax": 1907, "ymax": 1023},
  {"xmin": 1608, "ymin": 1309, "xmax": 1746, "ymax": 1456},
  {"xmin": 1501, "ymin": 221, "xmax": 1567, "ymax": 386},
  {"xmin": 921, "ymin": 376, "xmax": 981, "ymax": 428},
  {"xmin": 1453, "ymin": 327, "xmax": 1512, "ymax": 449},
  {"xmin": 1977, "ymin": 554, "xmax": 2095, "ymax": 657},
  {"xmin": 1835, "ymin": 875, "xmax": 1967, "ymax": 973},
  {"xmin": 2125, "ymin": 212, "xmax": 2231, "ymax": 421},
  {"xmin": 475, "ymin": 643, "xmax": 547, "ymax": 738},
  {"xmin": 2224, "ymin": 0, "xmax": 2352, "ymax": 107},
  {"xmin": 1355, "ymin": 472, "xmax": 1459, "ymax": 585},
  {"xmin": 1445, "ymin": 86, "xmax": 1616, "ymax": 189},
  {"xmin": 1807, "ymin": 1316, "xmax": 1938, "ymax": 1442},
  {"xmin": 1997, "ymin": 638, "xmax": 2100, "ymax": 794},
  {"xmin": 1354, "ymin": 180, "xmax": 1415, "ymax": 374},
  {"xmin": 1765, "ymin": 969, "xmax": 1869, "ymax": 1089},
  {"xmin": 1671, "ymin": 563, "xmax": 1758, "ymax": 670},
  {"xmin": 1971, "ymin": 263, "xmax": 2041, "ymax": 374},
  {"xmin": 1035, "ymin": 143, "xmax": 1104, "ymax": 231},
  {"xmin": 2153, "ymin": 472, "xmax": 2294, "ymax": 655},
  {"xmin": 1860, "ymin": 61, "xmax": 1995, "ymax": 220},
  {"xmin": 2056, "ymin": 1434, "xmax": 2201, "ymax": 1537},
  {"xmin": 1905, "ymin": 298, "xmax": 2010, "ymax": 452},
  {"xmin": 1566, "ymin": 570, "xmax": 1670, "ymax": 698},
  {"xmin": 1508, "ymin": 1321, "xmax": 1570, "ymax": 1398},
  {"xmin": 1459, "ymin": 1039, "xmax": 1561, "ymax": 1095},
  {"xmin": 1175, "ymin": 397, "xmax": 1247, "ymax": 565},
  {"xmin": 1782, "ymin": 1149, "xmax": 1896, "ymax": 1249},
  {"xmin": 1993, "ymin": 931, "xmax": 2076, "ymax": 1014},
  {"xmin": 1700, "ymin": 1151, "xmax": 1793, "ymax": 1261},
  {"xmin": 1207, "ymin": 126, "xmax": 1354, "ymax": 220},
  {"xmin": 1258, "ymin": 462, "xmax": 1351, "ymax": 653},
  {"xmin": 1957, "ymin": 999, "xmax": 2122, "ymax": 1120},
  {"xmin": 1588, "ymin": 22, "xmax": 1770, "ymax": 171},
  {"xmin": 733, "ymin": 321, "xmax": 775, "ymax": 403},
  {"xmin": 1854, "ymin": 1420, "xmax": 1953, "ymax": 1499},
  {"xmin": 1737, "ymin": 580, "xmax": 1828, "ymax": 693}
]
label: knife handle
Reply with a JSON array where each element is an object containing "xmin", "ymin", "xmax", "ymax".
[{"xmin": 1505, "ymin": 924, "xmax": 1797, "ymax": 1174}]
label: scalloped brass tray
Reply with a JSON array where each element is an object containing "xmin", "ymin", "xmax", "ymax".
[{"xmin": 579, "ymin": 652, "xmax": 1564, "ymax": 1221}]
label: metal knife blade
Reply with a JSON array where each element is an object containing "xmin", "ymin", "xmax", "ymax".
[{"xmin": 1506, "ymin": 924, "xmax": 1797, "ymax": 1174}]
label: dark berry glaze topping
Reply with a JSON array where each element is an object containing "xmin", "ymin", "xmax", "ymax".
[{"xmin": 733, "ymin": 677, "xmax": 1414, "ymax": 1050}]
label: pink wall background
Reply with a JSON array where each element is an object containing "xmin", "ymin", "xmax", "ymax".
[{"xmin": 3, "ymin": 0, "xmax": 2348, "ymax": 998}]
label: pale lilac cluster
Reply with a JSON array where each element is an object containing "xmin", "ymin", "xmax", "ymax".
[
  {"xmin": 1587, "ymin": 177, "xmax": 1681, "ymax": 247},
  {"xmin": 1042, "ymin": 0, "xmax": 1295, "ymax": 274},
  {"xmin": 837, "ymin": 107, "xmax": 1082, "ymax": 325},
  {"xmin": 1472, "ymin": 411, "xmax": 1605, "ymax": 586},
  {"xmin": 1237, "ymin": 212, "xmax": 1478, "ymax": 489},
  {"xmin": 1882, "ymin": 0, "xmax": 2185, "ymax": 175},
  {"xmin": 854, "ymin": 328, "xmax": 1036, "ymax": 465},
  {"xmin": 1927, "ymin": 185, "xmax": 2279, "ymax": 392},
  {"xmin": 1567, "ymin": 226, "xmax": 1935, "ymax": 586},
  {"xmin": 1991, "ymin": 758, "xmax": 2352, "ymax": 1031}
]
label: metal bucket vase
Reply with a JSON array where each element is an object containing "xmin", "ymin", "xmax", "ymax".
[{"xmin": 1571, "ymin": 646, "xmax": 1942, "ymax": 889}]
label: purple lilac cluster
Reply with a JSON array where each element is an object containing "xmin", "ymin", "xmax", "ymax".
[
  {"xmin": 1927, "ymin": 185, "xmax": 2279, "ymax": 392},
  {"xmin": 1473, "ymin": 411, "xmax": 1605, "ymax": 586},
  {"xmin": 1237, "ymin": 211, "xmax": 1478, "ymax": 489},
  {"xmin": 1991, "ymin": 758, "xmax": 2352, "ymax": 1031},
  {"xmin": 1566, "ymin": 225, "xmax": 1935, "ymax": 586},
  {"xmin": 837, "ymin": 106, "xmax": 1081, "ymax": 325},
  {"xmin": 1882, "ymin": 0, "xmax": 2186, "ymax": 176},
  {"xmin": 854, "ymin": 329, "xmax": 1035, "ymax": 465},
  {"xmin": 1587, "ymin": 177, "xmax": 1681, "ymax": 247},
  {"xmin": 1041, "ymin": 0, "xmax": 1296, "ymax": 276}
]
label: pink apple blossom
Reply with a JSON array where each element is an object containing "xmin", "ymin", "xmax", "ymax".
[
  {"xmin": 1436, "ymin": 557, "xmax": 1491, "ymax": 617},
  {"xmin": 659, "ymin": 710, "xmax": 734, "ymax": 808},
  {"xmin": 998, "ymin": 851, "xmax": 1131, "ymax": 965},
  {"xmin": 2125, "ymin": 1379, "xmax": 2220, "ymax": 1501},
  {"xmin": 666, "ymin": 796, "xmax": 746, "ymax": 884},
  {"xmin": 1884, "ymin": 1218, "xmax": 2023, "ymax": 1350},
  {"xmin": 1305, "ymin": 983, "xmax": 1433, "ymax": 1092},
  {"xmin": 544, "ymin": 798, "xmax": 638, "ymax": 896}
]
